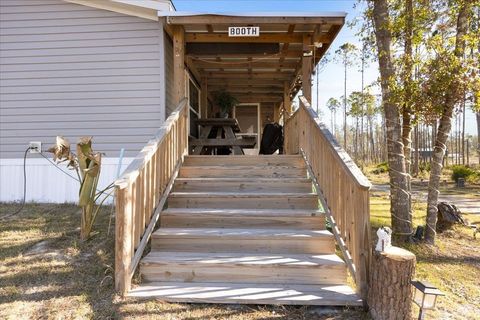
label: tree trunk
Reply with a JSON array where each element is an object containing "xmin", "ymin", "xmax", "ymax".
[
  {"xmin": 477, "ymin": 112, "xmax": 480, "ymax": 165},
  {"xmin": 368, "ymin": 247, "xmax": 416, "ymax": 320},
  {"xmin": 401, "ymin": 0, "xmax": 414, "ymax": 222},
  {"xmin": 331, "ymin": 110, "xmax": 334, "ymax": 134},
  {"xmin": 355, "ymin": 116, "xmax": 359, "ymax": 160},
  {"xmin": 370, "ymin": 117, "xmax": 376, "ymax": 163},
  {"xmin": 344, "ymin": 63, "xmax": 348, "ymax": 149},
  {"xmin": 372, "ymin": 0, "xmax": 412, "ymax": 242},
  {"xmin": 361, "ymin": 48, "xmax": 366, "ymax": 163},
  {"xmin": 462, "ymin": 99, "xmax": 466, "ymax": 164},
  {"xmin": 425, "ymin": 2, "xmax": 471, "ymax": 243},
  {"xmin": 414, "ymin": 124, "xmax": 419, "ymax": 176}
]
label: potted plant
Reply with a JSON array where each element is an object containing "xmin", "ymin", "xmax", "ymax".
[{"xmin": 213, "ymin": 89, "xmax": 238, "ymax": 118}]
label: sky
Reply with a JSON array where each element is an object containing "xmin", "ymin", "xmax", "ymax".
[{"xmin": 173, "ymin": 0, "xmax": 477, "ymax": 135}]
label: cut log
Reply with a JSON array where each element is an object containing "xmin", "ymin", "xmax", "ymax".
[{"xmin": 367, "ymin": 246, "xmax": 416, "ymax": 320}]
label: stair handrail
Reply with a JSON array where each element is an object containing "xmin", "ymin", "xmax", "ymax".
[
  {"xmin": 114, "ymin": 98, "xmax": 189, "ymax": 295},
  {"xmin": 284, "ymin": 96, "xmax": 372, "ymax": 302},
  {"xmin": 300, "ymin": 149, "xmax": 357, "ymax": 278}
]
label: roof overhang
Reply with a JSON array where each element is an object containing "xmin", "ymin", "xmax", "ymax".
[
  {"xmin": 160, "ymin": 12, "xmax": 346, "ymax": 102},
  {"xmin": 65, "ymin": 0, "xmax": 174, "ymax": 20}
]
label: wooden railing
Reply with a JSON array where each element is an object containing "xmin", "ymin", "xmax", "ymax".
[
  {"xmin": 284, "ymin": 96, "xmax": 372, "ymax": 301},
  {"xmin": 114, "ymin": 99, "xmax": 188, "ymax": 295}
]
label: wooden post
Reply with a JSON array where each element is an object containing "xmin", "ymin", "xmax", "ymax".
[
  {"xmin": 302, "ymin": 34, "xmax": 313, "ymax": 102},
  {"xmin": 172, "ymin": 25, "xmax": 185, "ymax": 106},
  {"xmin": 367, "ymin": 246, "xmax": 416, "ymax": 320},
  {"xmin": 283, "ymin": 81, "xmax": 291, "ymax": 118},
  {"xmin": 115, "ymin": 187, "xmax": 132, "ymax": 295},
  {"xmin": 273, "ymin": 102, "xmax": 280, "ymax": 123},
  {"xmin": 201, "ymin": 77, "xmax": 208, "ymax": 118}
]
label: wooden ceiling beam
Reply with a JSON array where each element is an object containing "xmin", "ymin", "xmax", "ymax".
[
  {"xmin": 233, "ymin": 96, "xmax": 283, "ymax": 103},
  {"xmin": 202, "ymin": 72, "xmax": 294, "ymax": 80},
  {"xmin": 186, "ymin": 43, "xmax": 280, "ymax": 55},
  {"xmin": 208, "ymin": 87, "xmax": 284, "ymax": 94},
  {"xmin": 188, "ymin": 51, "xmax": 302, "ymax": 59},
  {"xmin": 185, "ymin": 33, "xmax": 313, "ymax": 43},
  {"xmin": 206, "ymin": 80, "xmax": 285, "ymax": 87},
  {"xmin": 278, "ymin": 24, "xmax": 296, "ymax": 72},
  {"xmin": 194, "ymin": 61, "xmax": 298, "ymax": 69}
]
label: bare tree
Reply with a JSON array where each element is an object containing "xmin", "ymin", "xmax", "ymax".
[
  {"xmin": 477, "ymin": 112, "xmax": 480, "ymax": 164},
  {"xmin": 335, "ymin": 43, "xmax": 358, "ymax": 149},
  {"xmin": 327, "ymin": 97, "xmax": 341, "ymax": 136}
]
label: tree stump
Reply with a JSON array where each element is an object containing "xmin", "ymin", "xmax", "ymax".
[{"xmin": 367, "ymin": 246, "xmax": 416, "ymax": 320}]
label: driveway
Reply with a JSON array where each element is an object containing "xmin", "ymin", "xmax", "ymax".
[{"xmin": 371, "ymin": 184, "xmax": 480, "ymax": 215}]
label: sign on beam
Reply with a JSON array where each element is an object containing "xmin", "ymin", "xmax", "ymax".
[{"xmin": 228, "ymin": 26, "xmax": 260, "ymax": 37}]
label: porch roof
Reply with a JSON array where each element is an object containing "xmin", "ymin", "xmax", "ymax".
[{"xmin": 161, "ymin": 12, "xmax": 345, "ymax": 104}]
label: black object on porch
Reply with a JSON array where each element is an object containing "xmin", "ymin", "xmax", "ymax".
[{"xmin": 259, "ymin": 123, "xmax": 284, "ymax": 155}]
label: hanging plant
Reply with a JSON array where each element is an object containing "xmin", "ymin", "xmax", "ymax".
[{"xmin": 213, "ymin": 89, "xmax": 238, "ymax": 118}]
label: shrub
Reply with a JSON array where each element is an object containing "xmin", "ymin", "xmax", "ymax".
[
  {"xmin": 372, "ymin": 162, "xmax": 389, "ymax": 174},
  {"xmin": 419, "ymin": 162, "xmax": 431, "ymax": 172},
  {"xmin": 450, "ymin": 165, "xmax": 478, "ymax": 183}
]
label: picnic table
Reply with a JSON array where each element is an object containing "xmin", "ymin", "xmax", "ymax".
[{"xmin": 190, "ymin": 118, "xmax": 256, "ymax": 155}]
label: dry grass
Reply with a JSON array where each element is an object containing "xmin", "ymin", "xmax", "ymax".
[
  {"xmin": 370, "ymin": 192, "xmax": 480, "ymax": 320},
  {"xmin": 1, "ymin": 189, "xmax": 478, "ymax": 319},
  {"xmin": 0, "ymin": 203, "xmax": 368, "ymax": 320}
]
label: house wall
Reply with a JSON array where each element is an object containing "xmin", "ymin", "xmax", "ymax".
[{"xmin": 0, "ymin": 0, "xmax": 168, "ymax": 203}]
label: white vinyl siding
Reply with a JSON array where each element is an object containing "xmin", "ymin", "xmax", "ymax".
[{"xmin": 0, "ymin": 0, "xmax": 165, "ymax": 158}]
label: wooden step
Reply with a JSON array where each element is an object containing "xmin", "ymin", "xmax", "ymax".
[
  {"xmin": 183, "ymin": 155, "xmax": 306, "ymax": 168},
  {"xmin": 140, "ymin": 252, "xmax": 347, "ymax": 285},
  {"xmin": 160, "ymin": 208, "xmax": 325, "ymax": 229},
  {"xmin": 151, "ymin": 228, "xmax": 335, "ymax": 254},
  {"xmin": 179, "ymin": 166, "xmax": 307, "ymax": 178},
  {"xmin": 167, "ymin": 192, "xmax": 318, "ymax": 209},
  {"xmin": 128, "ymin": 282, "xmax": 362, "ymax": 306},
  {"xmin": 173, "ymin": 177, "xmax": 313, "ymax": 193}
]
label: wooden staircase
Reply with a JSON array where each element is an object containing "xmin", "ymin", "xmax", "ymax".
[{"xmin": 128, "ymin": 155, "xmax": 362, "ymax": 306}]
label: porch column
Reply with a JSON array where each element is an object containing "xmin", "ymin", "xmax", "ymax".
[
  {"xmin": 302, "ymin": 34, "xmax": 313, "ymax": 102},
  {"xmin": 283, "ymin": 81, "xmax": 291, "ymax": 118},
  {"xmin": 172, "ymin": 25, "xmax": 185, "ymax": 105},
  {"xmin": 201, "ymin": 77, "xmax": 208, "ymax": 118},
  {"xmin": 273, "ymin": 102, "xmax": 280, "ymax": 123}
]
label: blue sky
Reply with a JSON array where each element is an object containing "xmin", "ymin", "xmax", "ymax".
[{"xmin": 173, "ymin": 0, "xmax": 476, "ymax": 134}]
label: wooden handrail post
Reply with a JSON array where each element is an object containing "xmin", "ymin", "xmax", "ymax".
[{"xmin": 115, "ymin": 187, "xmax": 132, "ymax": 295}]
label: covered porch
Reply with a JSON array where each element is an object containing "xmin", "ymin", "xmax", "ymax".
[
  {"xmin": 161, "ymin": 12, "xmax": 344, "ymax": 154},
  {"xmin": 114, "ymin": 12, "xmax": 371, "ymax": 307}
]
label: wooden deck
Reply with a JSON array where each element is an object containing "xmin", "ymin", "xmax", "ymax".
[
  {"xmin": 114, "ymin": 99, "xmax": 371, "ymax": 306},
  {"xmin": 129, "ymin": 155, "xmax": 361, "ymax": 306}
]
